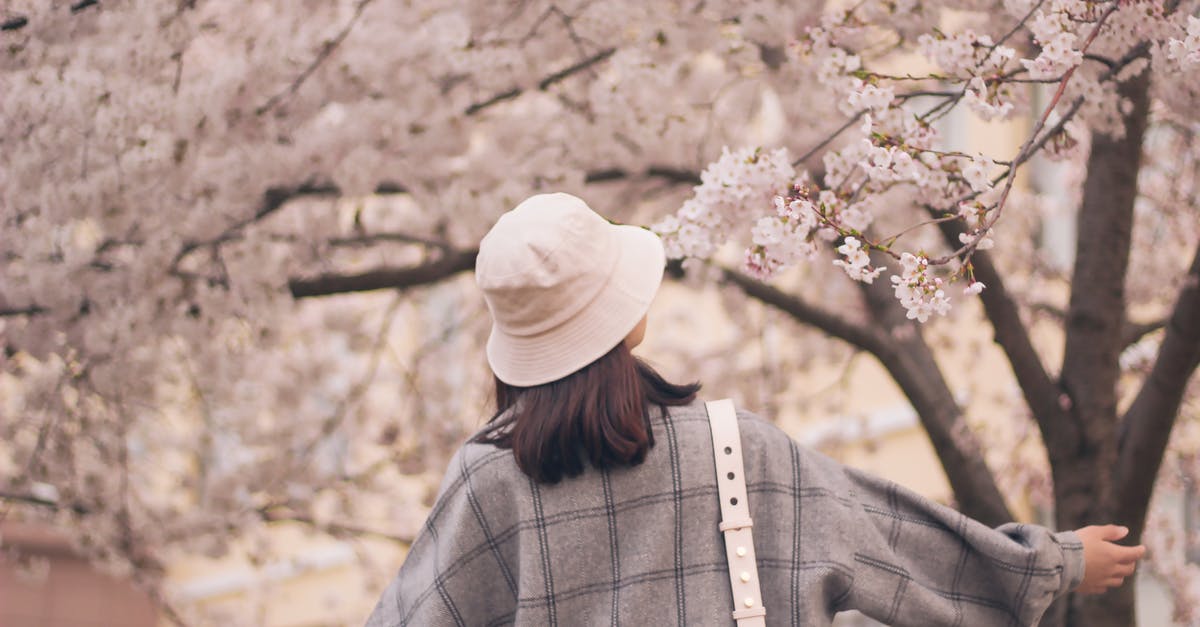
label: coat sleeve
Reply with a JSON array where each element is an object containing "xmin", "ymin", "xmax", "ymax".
[
  {"xmin": 365, "ymin": 445, "xmax": 519, "ymax": 627},
  {"xmin": 800, "ymin": 444, "xmax": 1084, "ymax": 627}
]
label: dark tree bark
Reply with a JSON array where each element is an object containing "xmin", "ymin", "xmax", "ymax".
[
  {"xmin": 722, "ymin": 267, "xmax": 1014, "ymax": 527},
  {"xmin": 1057, "ymin": 61, "xmax": 1153, "ymax": 627},
  {"xmin": 288, "ymin": 249, "xmax": 478, "ymax": 298},
  {"xmin": 1116, "ymin": 246, "xmax": 1200, "ymax": 538},
  {"xmin": 856, "ymin": 259, "xmax": 1015, "ymax": 527},
  {"xmin": 934, "ymin": 222, "xmax": 1075, "ymax": 453}
]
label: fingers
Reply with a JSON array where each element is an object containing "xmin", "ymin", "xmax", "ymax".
[
  {"xmin": 1104, "ymin": 544, "xmax": 1143, "ymax": 578},
  {"xmin": 1074, "ymin": 524, "xmax": 1148, "ymax": 596},
  {"xmin": 1079, "ymin": 575, "xmax": 1132, "ymax": 595},
  {"xmin": 1112, "ymin": 544, "xmax": 1146, "ymax": 564},
  {"xmin": 1097, "ymin": 525, "xmax": 1130, "ymax": 542},
  {"xmin": 1113, "ymin": 561, "xmax": 1136, "ymax": 578},
  {"xmin": 1094, "ymin": 553, "xmax": 1141, "ymax": 590}
]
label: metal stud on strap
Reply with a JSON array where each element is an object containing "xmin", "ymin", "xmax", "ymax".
[{"xmin": 706, "ymin": 399, "xmax": 766, "ymax": 627}]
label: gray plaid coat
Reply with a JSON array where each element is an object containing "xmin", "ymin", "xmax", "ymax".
[{"xmin": 366, "ymin": 401, "xmax": 1083, "ymax": 626}]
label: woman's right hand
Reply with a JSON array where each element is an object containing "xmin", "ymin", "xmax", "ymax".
[{"xmin": 1074, "ymin": 525, "xmax": 1147, "ymax": 594}]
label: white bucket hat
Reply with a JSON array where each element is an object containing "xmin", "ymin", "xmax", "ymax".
[{"xmin": 476, "ymin": 193, "xmax": 666, "ymax": 387}]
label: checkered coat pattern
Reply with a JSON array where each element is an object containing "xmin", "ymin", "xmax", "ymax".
[{"xmin": 366, "ymin": 401, "xmax": 1083, "ymax": 626}]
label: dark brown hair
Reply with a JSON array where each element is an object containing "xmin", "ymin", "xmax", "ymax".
[{"xmin": 473, "ymin": 342, "xmax": 700, "ymax": 484}]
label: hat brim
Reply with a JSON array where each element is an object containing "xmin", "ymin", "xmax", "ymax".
[{"xmin": 486, "ymin": 224, "xmax": 665, "ymax": 387}]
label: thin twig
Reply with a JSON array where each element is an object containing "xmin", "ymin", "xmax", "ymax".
[
  {"xmin": 1, "ymin": 15, "xmax": 28, "ymax": 30},
  {"xmin": 328, "ymin": 232, "xmax": 454, "ymax": 250},
  {"xmin": 258, "ymin": 507, "xmax": 414, "ymax": 545},
  {"xmin": 0, "ymin": 305, "xmax": 47, "ymax": 317},
  {"xmin": 879, "ymin": 213, "xmax": 964, "ymax": 248},
  {"xmin": 930, "ymin": 3, "xmax": 1123, "ymax": 266},
  {"xmin": 169, "ymin": 181, "xmax": 354, "ymax": 274},
  {"xmin": 464, "ymin": 47, "xmax": 616, "ymax": 116},
  {"xmin": 895, "ymin": 90, "xmax": 960, "ymax": 100},
  {"xmin": 255, "ymin": 0, "xmax": 375, "ymax": 115},
  {"xmin": 0, "ymin": 490, "xmax": 89, "ymax": 515},
  {"xmin": 286, "ymin": 294, "xmax": 404, "ymax": 471},
  {"xmin": 988, "ymin": 0, "xmax": 1049, "ymax": 54},
  {"xmin": 793, "ymin": 110, "xmax": 868, "ymax": 166}
]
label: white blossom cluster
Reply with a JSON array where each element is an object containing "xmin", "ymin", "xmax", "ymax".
[
  {"xmin": 917, "ymin": 30, "xmax": 1020, "ymax": 121},
  {"xmin": 832, "ymin": 236, "xmax": 886, "ymax": 284},
  {"xmin": 890, "ymin": 252, "xmax": 952, "ymax": 323},
  {"xmin": 654, "ymin": 146, "xmax": 795, "ymax": 260},
  {"xmin": 958, "ymin": 229, "xmax": 997, "ymax": 252},
  {"xmin": 1168, "ymin": 15, "xmax": 1200, "ymax": 64},
  {"xmin": 963, "ymin": 77, "xmax": 1017, "ymax": 121},
  {"xmin": 744, "ymin": 193, "xmax": 822, "ymax": 279},
  {"xmin": 656, "ymin": 0, "xmax": 1199, "ymax": 326},
  {"xmin": 844, "ymin": 79, "xmax": 896, "ymax": 115},
  {"xmin": 918, "ymin": 30, "xmax": 1016, "ymax": 77},
  {"xmin": 1020, "ymin": 2, "xmax": 1088, "ymax": 80}
]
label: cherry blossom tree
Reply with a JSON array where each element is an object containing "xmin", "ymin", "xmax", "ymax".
[{"xmin": 1, "ymin": 1, "xmax": 1198, "ymax": 625}]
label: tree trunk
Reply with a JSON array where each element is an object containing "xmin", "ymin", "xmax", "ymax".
[
  {"xmin": 1117, "ymin": 245, "xmax": 1200, "ymax": 536},
  {"xmin": 1052, "ymin": 58, "xmax": 1153, "ymax": 627},
  {"xmin": 855, "ymin": 260, "xmax": 1015, "ymax": 527}
]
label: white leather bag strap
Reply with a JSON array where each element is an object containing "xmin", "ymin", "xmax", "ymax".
[{"xmin": 705, "ymin": 399, "xmax": 766, "ymax": 626}]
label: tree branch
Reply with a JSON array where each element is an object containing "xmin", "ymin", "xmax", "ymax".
[
  {"xmin": 464, "ymin": 47, "xmax": 616, "ymax": 116},
  {"xmin": 0, "ymin": 490, "xmax": 89, "ymax": 515},
  {"xmin": 721, "ymin": 265, "xmax": 1013, "ymax": 525},
  {"xmin": 1021, "ymin": 300, "xmax": 1161, "ymax": 350},
  {"xmin": 173, "ymin": 182, "xmax": 331, "ymax": 269},
  {"xmin": 0, "ymin": 305, "xmax": 47, "ymax": 317},
  {"xmin": 793, "ymin": 110, "xmax": 868, "ymax": 167},
  {"xmin": 255, "ymin": 0, "xmax": 376, "ymax": 115},
  {"xmin": 258, "ymin": 507, "xmax": 413, "ymax": 545},
  {"xmin": 718, "ymin": 267, "xmax": 890, "ymax": 354},
  {"xmin": 1115, "ymin": 246, "xmax": 1200, "ymax": 539},
  {"xmin": 1121, "ymin": 318, "xmax": 1167, "ymax": 349},
  {"xmin": 327, "ymin": 232, "xmax": 453, "ymax": 250},
  {"xmin": 1057, "ymin": 56, "xmax": 1152, "ymax": 525},
  {"xmin": 585, "ymin": 166, "xmax": 701, "ymax": 186},
  {"xmin": 538, "ymin": 47, "xmax": 616, "ymax": 90},
  {"xmin": 853, "ymin": 256, "xmax": 1014, "ymax": 526},
  {"xmin": 288, "ymin": 249, "xmax": 477, "ymax": 298},
  {"xmin": 171, "ymin": 181, "xmax": 407, "ymax": 273},
  {"xmin": 1, "ymin": 15, "xmax": 28, "ymax": 30},
  {"xmin": 0, "ymin": 0, "xmax": 100, "ymax": 33},
  {"xmin": 935, "ymin": 220, "xmax": 1075, "ymax": 457}
]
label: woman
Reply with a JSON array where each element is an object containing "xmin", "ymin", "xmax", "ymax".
[{"xmin": 366, "ymin": 193, "xmax": 1144, "ymax": 626}]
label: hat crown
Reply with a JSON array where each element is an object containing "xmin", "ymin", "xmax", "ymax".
[{"xmin": 476, "ymin": 193, "xmax": 619, "ymax": 336}]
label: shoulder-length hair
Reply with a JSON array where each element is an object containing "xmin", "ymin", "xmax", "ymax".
[{"xmin": 472, "ymin": 342, "xmax": 700, "ymax": 484}]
